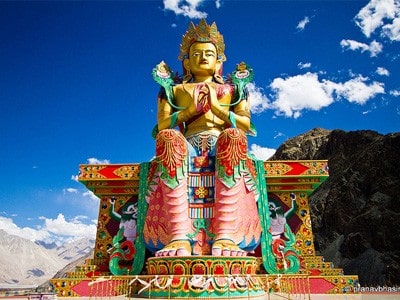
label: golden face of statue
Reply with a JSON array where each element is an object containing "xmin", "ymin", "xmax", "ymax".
[{"xmin": 185, "ymin": 42, "xmax": 220, "ymax": 79}]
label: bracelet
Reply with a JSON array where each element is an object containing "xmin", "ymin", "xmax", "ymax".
[
  {"xmin": 229, "ymin": 111, "xmax": 237, "ymax": 128},
  {"xmin": 178, "ymin": 110, "xmax": 191, "ymax": 123},
  {"xmin": 218, "ymin": 110, "xmax": 237, "ymax": 128},
  {"xmin": 217, "ymin": 110, "xmax": 229, "ymax": 121},
  {"xmin": 170, "ymin": 111, "xmax": 179, "ymax": 128}
]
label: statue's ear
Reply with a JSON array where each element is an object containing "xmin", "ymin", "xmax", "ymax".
[
  {"xmin": 215, "ymin": 60, "xmax": 222, "ymax": 75},
  {"xmin": 183, "ymin": 58, "xmax": 190, "ymax": 72},
  {"xmin": 213, "ymin": 60, "xmax": 224, "ymax": 83},
  {"xmin": 183, "ymin": 58, "xmax": 192, "ymax": 83}
]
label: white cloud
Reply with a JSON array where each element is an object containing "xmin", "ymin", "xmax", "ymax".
[
  {"xmin": 273, "ymin": 132, "xmax": 285, "ymax": 139},
  {"xmin": 369, "ymin": 40, "xmax": 384, "ymax": 56},
  {"xmin": 71, "ymin": 215, "xmax": 90, "ymax": 222},
  {"xmin": 83, "ymin": 190, "xmax": 100, "ymax": 202},
  {"xmin": 249, "ymin": 144, "xmax": 276, "ymax": 161},
  {"xmin": 340, "ymin": 39, "xmax": 383, "ymax": 57},
  {"xmin": 376, "ymin": 67, "xmax": 390, "ymax": 76},
  {"xmin": 298, "ymin": 62, "xmax": 311, "ymax": 69},
  {"xmin": 267, "ymin": 72, "xmax": 385, "ymax": 118},
  {"xmin": 87, "ymin": 157, "xmax": 110, "ymax": 164},
  {"xmin": 163, "ymin": 0, "xmax": 208, "ymax": 19},
  {"xmin": 0, "ymin": 214, "xmax": 96, "ymax": 245},
  {"xmin": 355, "ymin": 0, "xmax": 400, "ymax": 41},
  {"xmin": 42, "ymin": 213, "xmax": 96, "ymax": 239},
  {"xmin": 334, "ymin": 75, "xmax": 385, "ymax": 104},
  {"xmin": 247, "ymin": 82, "xmax": 272, "ymax": 114},
  {"xmin": 269, "ymin": 72, "xmax": 334, "ymax": 118},
  {"xmin": 0, "ymin": 216, "xmax": 51, "ymax": 242},
  {"xmin": 297, "ymin": 16, "xmax": 310, "ymax": 31},
  {"xmin": 390, "ymin": 89, "xmax": 400, "ymax": 96},
  {"xmin": 382, "ymin": 14, "xmax": 400, "ymax": 41},
  {"xmin": 65, "ymin": 188, "xmax": 78, "ymax": 194}
]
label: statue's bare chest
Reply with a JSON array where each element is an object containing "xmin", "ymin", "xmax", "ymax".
[{"xmin": 172, "ymin": 83, "xmax": 235, "ymax": 107}]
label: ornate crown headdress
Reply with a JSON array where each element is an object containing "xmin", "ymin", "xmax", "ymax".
[{"xmin": 178, "ymin": 19, "xmax": 226, "ymax": 62}]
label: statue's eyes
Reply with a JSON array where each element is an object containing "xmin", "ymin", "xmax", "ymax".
[{"xmin": 191, "ymin": 51, "xmax": 215, "ymax": 57}]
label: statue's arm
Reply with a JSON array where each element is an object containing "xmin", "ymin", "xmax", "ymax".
[
  {"xmin": 157, "ymin": 89, "xmax": 198, "ymax": 131},
  {"xmin": 157, "ymin": 97, "xmax": 173, "ymax": 131},
  {"xmin": 232, "ymin": 99, "xmax": 251, "ymax": 131}
]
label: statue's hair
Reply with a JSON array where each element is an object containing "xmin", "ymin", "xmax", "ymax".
[{"xmin": 178, "ymin": 19, "xmax": 226, "ymax": 62}]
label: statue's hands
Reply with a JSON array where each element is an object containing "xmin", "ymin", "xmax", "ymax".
[
  {"xmin": 205, "ymin": 82, "xmax": 228, "ymax": 122},
  {"xmin": 190, "ymin": 83, "xmax": 222, "ymax": 119},
  {"xmin": 187, "ymin": 97, "xmax": 200, "ymax": 118},
  {"xmin": 289, "ymin": 193, "xmax": 298, "ymax": 211},
  {"xmin": 206, "ymin": 83, "xmax": 220, "ymax": 111},
  {"xmin": 193, "ymin": 83, "xmax": 211, "ymax": 113},
  {"xmin": 290, "ymin": 193, "xmax": 296, "ymax": 204}
]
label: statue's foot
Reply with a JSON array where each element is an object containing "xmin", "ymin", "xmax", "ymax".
[
  {"xmin": 155, "ymin": 240, "xmax": 191, "ymax": 257},
  {"xmin": 211, "ymin": 239, "xmax": 247, "ymax": 257}
]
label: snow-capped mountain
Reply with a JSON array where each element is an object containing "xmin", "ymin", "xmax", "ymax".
[{"xmin": 0, "ymin": 229, "xmax": 94, "ymax": 287}]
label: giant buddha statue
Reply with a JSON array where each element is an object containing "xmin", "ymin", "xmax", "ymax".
[{"xmin": 143, "ymin": 19, "xmax": 262, "ymax": 258}]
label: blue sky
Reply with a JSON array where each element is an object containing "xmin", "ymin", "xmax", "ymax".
[{"xmin": 0, "ymin": 0, "xmax": 399, "ymax": 245}]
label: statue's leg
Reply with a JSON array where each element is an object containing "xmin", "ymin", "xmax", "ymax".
[
  {"xmin": 212, "ymin": 128, "xmax": 248, "ymax": 257},
  {"xmin": 154, "ymin": 129, "xmax": 191, "ymax": 257},
  {"xmin": 156, "ymin": 180, "xmax": 192, "ymax": 256},
  {"xmin": 212, "ymin": 178, "xmax": 247, "ymax": 256}
]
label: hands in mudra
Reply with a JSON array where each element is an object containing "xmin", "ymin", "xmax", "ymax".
[{"xmin": 191, "ymin": 83, "xmax": 223, "ymax": 119}]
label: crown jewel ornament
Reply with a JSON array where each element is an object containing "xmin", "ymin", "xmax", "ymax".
[{"xmin": 178, "ymin": 19, "xmax": 226, "ymax": 62}]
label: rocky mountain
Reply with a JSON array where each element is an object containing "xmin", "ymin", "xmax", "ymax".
[
  {"xmin": 55, "ymin": 237, "xmax": 95, "ymax": 262},
  {"xmin": 270, "ymin": 128, "xmax": 400, "ymax": 287},
  {"xmin": 0, "ymin": 229, "xmax": 94, "ymax": 286},
  {"xmin": 38, "ymin": 249, "xmax": 94, "ymax": 291}
]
